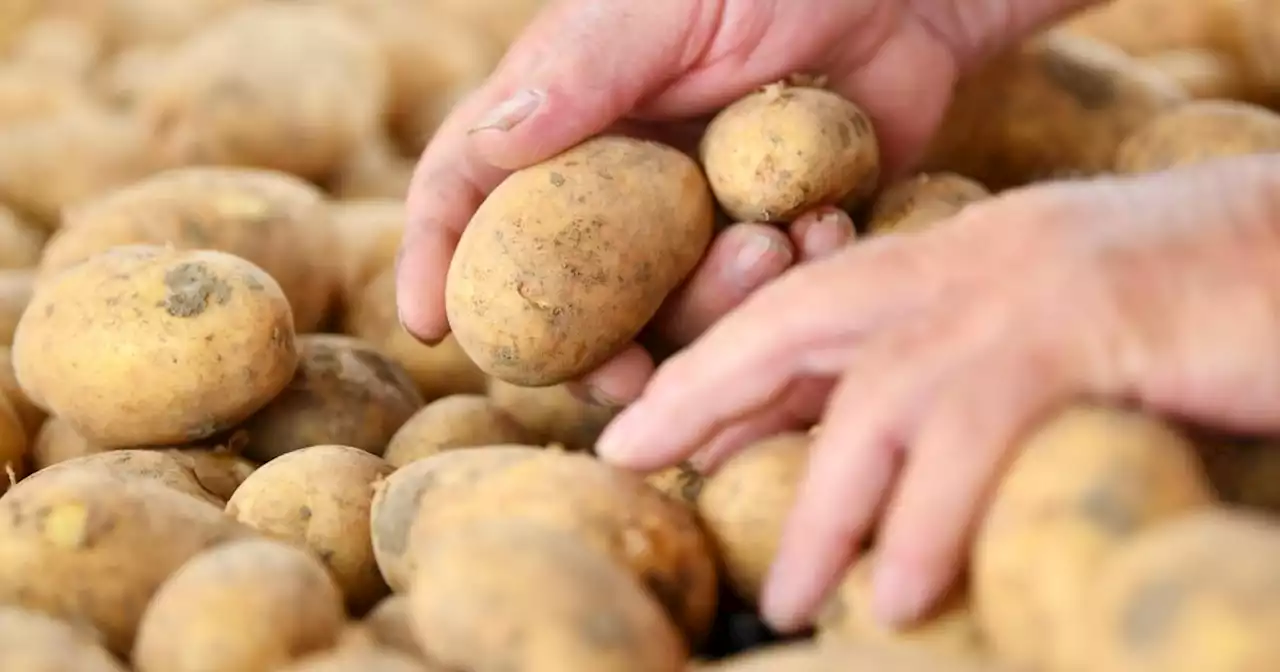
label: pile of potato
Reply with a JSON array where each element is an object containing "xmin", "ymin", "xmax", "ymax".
[{"xmin": 0, "ymin": 0, "xmax": 1277, "ymax": 670}]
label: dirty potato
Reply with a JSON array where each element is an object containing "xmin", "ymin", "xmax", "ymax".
[{"xmin": 383, "ymin": 394, "xmax": 534, "ymax": 468}]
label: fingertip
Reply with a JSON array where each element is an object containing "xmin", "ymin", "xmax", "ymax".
[
  {"xmin": 869, "ymin": 560, "xmax": 937, "ymax": 628},
  {"xmin": 577, "ymin": 343, "xmax": 654, "ymax": 407},
  {"xmin": 788, "ymin": 207, "xmax": 857, "ymax": 261},
  {"xmin": 394, "ymin": 228, "xmax": 456, "ymax": 344}
]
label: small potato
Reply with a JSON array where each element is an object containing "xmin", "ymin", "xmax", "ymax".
[
  {"xmin": 1139, "ymin": 49, "xmax": 1250, "ymax": 101},
  {"xmin": 1081, "ymin": 508, "xmax": 1280, "ymax": 672},
  {"xmin": 0, "ymin": 468, "xmax": 253, "ymax": 654},
  {"xmin": 327, "ymin": 198, "xmax": 405, "ymax": 306},
  {"xmin": 45, "ymin": 166, "xmax": 338, "ymax": 333},
  {"xmin": 0, "ymin": 391, "xmax": 26, "ymax": 492},
  {"xmin": 369, "ymin": 445, "xmax": 544, "ymax": 592},
  {"xmin": 0, "ymin": 269, "xmax": 33, "ymax": 346},
  {"xmin": 411, "ymin": 451, "xmax": 719, "ymax": 642},
  {"xmin": 701, "ymin": 83, "xmax": 880, "ymax": 222},
  {"xmin": 445, "ymin": 135, "xmax": 716, "ymax": 386},
  {"xmin": 226, "ymin": 445, "xmax": 394, "ymax": 613},
  {"xmin": 138, "ymin": 3, "xmax": 387, "ymax": 181},
  {"xmin": 280, "ymin": 644, "xmax": 435, "ymax": 672},
  {"xmin": 362, "ymin": 595, "xmax": 426, "ymax": 661},
  {"xmin": 0, "ymin": 345, "xmax": 44, "ymax": 435},
  {"xmin": 29, "ymin": 416, "xmax": 105, "ymax": 469},
  {"xmin": 383, "ymin": 394, "xmax": 535, "ymax": 468},
  {"xmin": 408, "ymin": 522, "xmax": 687, "ymax": 672},
  {"xmin": 486, "ymin": 378, "xmax": 620, "ymax": 452},
  {"xmin": 645, "ymin": 462, "xmax": 705, "ymax": 508},
  {"xmin": 0, "ymin": 205, "xmax": 45, "ymax": 269},
  {"xmin": 345, "ymin": 268, "xmax": 488, "ymax": 401},
  {"xmin": 697, "ymin": 432, "xmax": 809, "ymax": 604},
  {"xmin": 866, "ymin": 173, "xmax": 990, "ymax": 235},
  {"xmin": 973, "ymin": 405, "xmax": 1216, "ymax": 672},
  {"xmin": 0, "ymin": 606, "xmax": 126, "ymax": 672},
  {"xmin": 41, "ymin": 450, "xmax": 228, "ymax": 507},
  {"xmin": 14, "ymin": 246, "xmax": 299, "ymax": 448},
  {"xmin": 1114, "ymin": 99, "xmax": 1280, "ymax": 173},
  {"xmin": 327, "ymin": 133, "xmax": 416, "ymax": 201},
  {"xmin": 234, "ymin": 335, "xmax": 423, "ymax": 462},
  {"xmin": 133, "ymin": 538, "xmax": 345, "ymax": 672}
]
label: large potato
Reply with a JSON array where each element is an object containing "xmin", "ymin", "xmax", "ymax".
[
  {"xmin": 408, "ymin": 522, "xmax": 687, "ymax": 672},
  {"xmin": 383, "ymin": 394, "xmax": 535, "ymax": 467},
  {"xmin": 14, "ymin": 246, "xmax": 299, "ymax": 448},
  {"xmin": 972, "ymin": 405, "xmax": 1216, "ymax": 672},
  {"xmin": 866, "ymin": 173, "xmax": 990, "ymax": 235},
  {"xmin": 1114, "ymin": 99, "xmax": 1280, "ymax": 173},
  {"xmin": 226, "ymin": 444, "xmax": 394, "ymax": 613},
  {"xmin": 234, "ymin": 335, "xmax": 423, "ymax": 462},
  {"xmin": 0, "ymin": 606, "xmax": 126, "ymax": 672},
  {"xmin": 133, "ymin": 538, "xmax": 345, "ymax": 672},
  {"xmin": 486, "ymin": 378, "xmax": 617, "ymax": 451},
  {"xmin": 445, "ymin": 135, "xmax": 716, "ymax": 386}
]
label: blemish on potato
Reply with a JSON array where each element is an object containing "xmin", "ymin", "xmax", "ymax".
[
  {"xmin": 161, "ymin": 262, "xmax": 232, "ymax": 318},
  {"xmin": 39, "ymin": 502, "xmax": 91, "ymax": 550}
]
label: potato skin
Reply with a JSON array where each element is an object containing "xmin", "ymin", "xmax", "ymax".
[
  {"xmin": 866, "ymin": 173, "xmax": 990, "ymax": 235},
  {"xmin": 645, "ymin": 462, "xmax": 705, "ymax": 508},
  {"xmin": 14, "ymin": 246, "xmax": 299, "ymax": 448},
  {"xmin": 0, "ymin": 606, "xmax": 127, "ymax": 672},
  {"xmin": 486, "ymin": 378, "xmax": 618, "ymax": 451},
  {"xmin": 700, "ymin": 84, "xmax": 880, "ymax": 222},
  {"xmin": 132, "ymin": 538, "xmax": 346, "ymax": 672},
  {"xmin": 1114, "ymin": 99, "xmax": 1280, "ymax": 174},
  {"xmin": 973, "ymin": 405, "xmax": 1216, "ymax": 672},
  {"xmin": 383, "ymin": 394, "xmax": 535, "ymax": 468},
  {"xmin": 0, "ymin": 468, "xmax": 253, "ymax": 654},
  {"xmin": 445, "ymin": 135, "xmax": 716, "ymax": 386},
  {"xmin": 408, "ymin": 522, "xmax": 687, "ymax": 672},
  {"xmin": 1081, "ymin": 509, "xmax": 1280, "ymax": 672},
  {"xmin": 226, "ymin": 444, "xmax": 394, "ymax": 613},
  {"xmin": 41, "ymin": 450, "xmax": 227, "ymax": 507}
]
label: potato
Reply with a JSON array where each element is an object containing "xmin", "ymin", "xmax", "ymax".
[
  {"xmin": 866, "ymin": 173, "xmax": 991, "ymax": 235},
  {"xmin": 1059, "ymin": 0, "xmax": 1238, "ymax": 57},
  {"xmin": 1195, "ymin": 434, "xmax": 1280, "ymax": 513},
  {"xmin": 0, "ymin": 345, "xmax": 44, "ymax": 435},
  {"xmin": 408, "ymin": 522, "xmax": 687, "ymax": 672},
  {"xmin": 410, "ymin": 450, "xmax": 719, "ymax": 642},
  {"xmin": 369, "ymin": 445, "xmax": 545, "ymax": 592},
  {"xmin": 0, "ymin": 269, "xmax": 33, "ymax": 346},
  {"xmin": 922, "ymin": 32, "xmax": 1187, "ymax": 190},
  {"xmin": 226, "ymin": 444, "xmax": 394, "ymax": 613},
  {"xmin": 645, "ymin": 462, "xmax": 704, "ymax": 508},
  {"xmin": 446, "ymin": 135, "xmax": 716, "ymax": 386},
  {"xmin": 166, "ymin": 446, "xmax": 257, "ymax": 502},
  {"xmin": 383, "ymin": 394, "xmax": 535, "ymax": 468},
  {"xmin": 234, "ymin": 335, "xmax": 422, "ymax": 462},
  {"xmin": 362, "ymin": 595, "xmax": 426, "ymax": 661},
  {"xmin": 137, "ymin": 3, "xmax": 387, "ymax": 181},
  {"xmin": 973, "ymin": 405, "xmax": 1216, "ymax": 672},
  {"xmin": 327, "ymin": 133, "xmax": 417, "ymax": 201},
  {"xmin": 1139, "ymin": 49, "xmax": 1250, "ymax": 100},
  {"xmin": 1114, "ymin": 99, "xmax": 1280, "ymax": 173},
  {"xmin": 345, "ymin": 268, "xmax": 488, "ymax": 401},
  {"xmin": 1080, "ymin": 508, "xmax": 1280, "ymax": 672},
  {"xmin": 133, "ymin": 537, "xmax": 345, "ymax": 672},
  {"xmin": 486, "ymin": 378, "xmax": 618, "ymax": 451},
  {"xmin": 0, "ymin": 205, "xmax": 45, "ymax": 270},
  {"xmin": 0, "ymin": 391, "xmax": 26, "ymax": 492},
  {"xmin": 0, "ymin": 468, "xmax": 252, "ymax": 654},
  {"xmin": 14, "ymin": 246, "xmax": 298, "ymax": 448},
  {"xmin": 697, "ymin": 432, "xmax": 809, "ymax": 604},
  {"xmin": 45, "ymin": 166, "xmax": 338, "ymax": 333},
  {"xmin": 700, "ymin": 83, "xmax": 880, "ymax": 222},
  {"xmin": 704, "ymin": 641, "xmax": 1006, "ymax": 671},
  {"xmin": 29, "ymin": 417, "xmax": 104, "ymax": 469},
  {"xmin": 0, "ymin": 0, "xmax": 37, "ymax": 53},
  {"xmin": 0, "ymin": 63, "xmax": 93, "ymax": 125},
  {"xmin": 40, "ymin": 450, "xmax": 228, "ymax": 507},
  {"xmin": 0, "ymin": 606, "xmax": 126, "ymax": 672},
  {"xmin": 328, "ymin": 198, "xmax": 405, "ymax": 305},
  {"xmin": 279, "ymin": 644, "xmax": 435, "ymax": 672}
]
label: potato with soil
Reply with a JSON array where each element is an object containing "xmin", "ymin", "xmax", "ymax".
[
  {"xmin": 234, "ymin": 335, "xmax": 422, "ymax": 462},
  {"xmin": 45, "ymin": 166, "xmax": 337, "ymax": 333},
  {"xmin": 133, "ymin": 537, "xmax": 345, "ymax": 672},
  {"xmin": 408, "ymin": 522, "xmax": 687, "ymax": 672},
  {"xmin": 0, "ymin": 269, "xmax": 33, "ymax": 346},
  {"xmin": 697, "ymin": 432, "xmax": 809, "ymax": 604},
  {"xmin": 0, "ymin": 468, "xmax": 253, "ymax": 654},
  {"xmin": 645, "ymin": 462, "xmax": 705, "ymax": 508},
  {"xmin": 226, "ymin": 444, "xmax": 394, "ymax": 613},
  {"xmin": 486, "ymin": 378, "xmax": 621, "ymax": 451},
  {"xmin": 973, "ymin": 404, "xmax": 1216, "ymax": 672},
  {"xmin": 369, "ymin": 445, "xmax": 544, "ymax": 592},
  {"xmin": 383, "ymin": 394, "xmax": 535, "ymax": 468},
  {"xmin": 14, "ymin": 246, "xmax": 298, "ymax": 448},
  {"xmin": 446, "ymin": 135, "xmax": 716, "ymax": 386},
  {"xmin": 410, "ymin": 450, "xmax": 719, "ymax": 642},
  {"xmin": 700, "ymin": 83, "xmax": 880, "ymax": 222},
  {"xmin": 0, "ymin": 345, "xmax": 44, "ymax": 435},
  {"xmin": 0, "ymin": 606, "xmax": 127, "ymax": 672},
  {"xmin": 922, "ymin": 32, "xmax": 1187, "ymax": 190},
  {"xmin": 137, "ymin": 3, "xmax": 386, "ymax": 181},
  {"xmin": 1114, "ymin": 99, "xmax": 1280, "ymax": 173},
  {"xmin": 867, "ymin": 173, "xmax": 991, "ymax": 235},
  {"xmin": 345, "ymin": 268, "xmax": 488, "ymax": 401},
  {"xmin": 362, "ymin": 595, "xmax": 426, "ymax": 660}
]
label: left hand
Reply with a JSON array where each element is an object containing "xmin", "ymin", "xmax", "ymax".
[{"xmin": 595, "ymin": 155, "xmax": 1280, "ymax": 633}]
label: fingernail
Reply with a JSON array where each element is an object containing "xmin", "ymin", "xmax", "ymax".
[
  {"xmin": 595, "ymin": 409, "xmax": 646, "ymax": 462},
  {"xmin": 732, "ymin": 233, "xmax": 791, "ymax": 290},
  {"xmin": 871, "ymin": 564, "xmax": 930, "ymax": 628},
  {"xmin": 567, "ymin": 382, "xmax": 623, "ymax": 408},
  {"xmin": 469, "ymin": 89, "xmax": 545, "ymax": 133},
  {"xmin": 802, "ymin": 210, "xmax": 852, "ymax": 259}
]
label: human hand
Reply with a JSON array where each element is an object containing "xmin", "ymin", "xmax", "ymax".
[{"xmin": 594, "ymin": 155, "xmax": 1280, "ymax": 631}]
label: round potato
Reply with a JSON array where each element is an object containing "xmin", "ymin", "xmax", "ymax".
[
  {"xmin": 486, "ymin": 377, "xmax": 618, "ymax": 451},
  {"xmin": 0, "ymin": 269, "xmax": 34, "ymax": 346},
  {"xmin": 226, "ymin": 444, "xmax": 394, "ymax": 613},
  {"xmin": 234, "ymin": 335, "xmax": 423, "ymax": 462},
  {"xmin": 133, "ymin": 538, "xmax": 345, "ymax": 672},
  {"xmin": 697, "ymin": 432, "xmax": 809, "ymax": 604},
  {"xmin": 41, "ymin": 450, "xmax": 228, "ymax": 507},
  {"xmin": 0, "ymin": 204, "xmax": 45, "ymax": 269},
  {"xmin": 1082, "ymin": 508, "xmax": 1280, "ymax": 672},
  {"xmin": 973, "ymin": 404, "xmax": 1216, "ymax": 672},
  {"xmin": 369, "ymin": 445, "xmax": 544, "ymax": 592},
  {"xmin": 383, "ymin": 394, "xmax": 535, "ymax": 468},
  {"xmin": 280, "ymin": 644, "xmax": 435, "ymax": 672},
  {"xmin": 137, "ymin": 3, "xmax": 387, "ymax": 181},
  {"xmin": 1114, "ymin": 99, "xmax": 1280, "ymax": 173},
  {"xmin": 362, "ymin": 595, "xmax": 426, "ymax": 661},
  {"xmin": 867, "ymin": 173, "xmax": 990, "ymax": 235},
  {"xmin": 0, "ymin": 345, "xmax": 44, "ymax": 435},
  {"xmin": 409, "ymin": 522, "xmax": 687, "ymax": 672},
  {"xmin": 701, "ymin": 83, "xmax": 880, "ymax": 222},
  {"xmin": 0, "ymin": 606, "xmax": 126, "ymax": 672},
  {"xmin": 446, "ymin": 135, "xmax": 716, "ymax": 386},
  {"xmin": 0, "ymin": 467, "xmax": 253, "ymax": 654},
  {"xmin": 45, "ymin": 166, "xmax": 338, "ymax": 333}
]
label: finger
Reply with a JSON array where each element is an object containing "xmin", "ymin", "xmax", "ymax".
[
  {"xmin": 572, "ymin": 343, "xmax": 656, "ymax": 407},
  {"xmin": 654, "ymin": 223, "xmax": 795, "ymax": 346},
  {"xmin": 688, "ymin": 377, "xmax": 833, "ymax": 473},
  {"xmin": 787, "ymin": 207, "xmax": 857, "ymax": 261}
]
